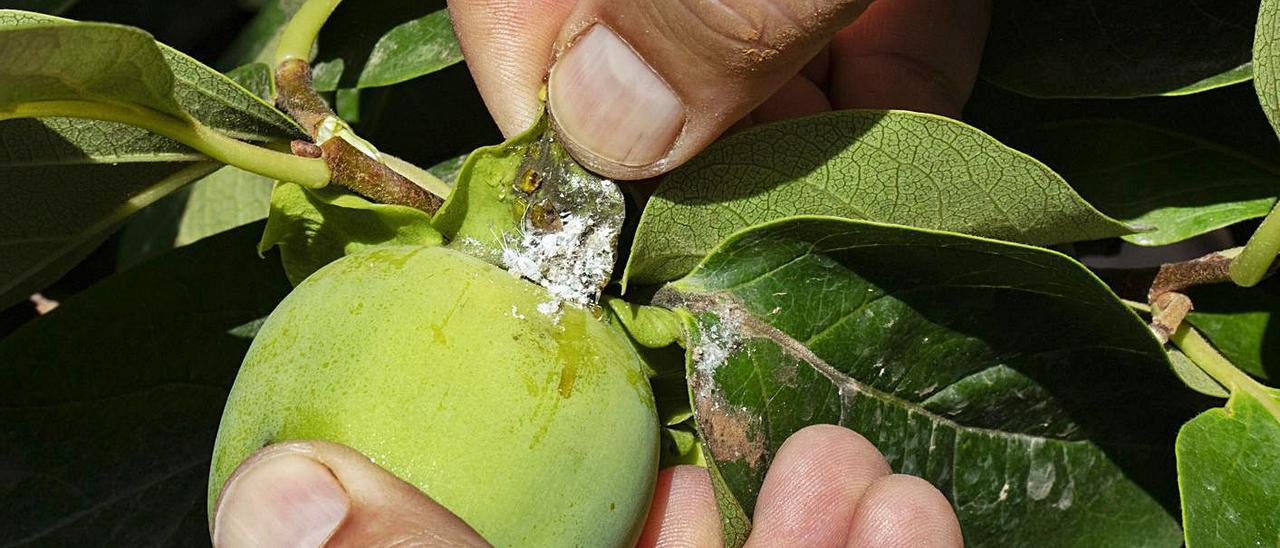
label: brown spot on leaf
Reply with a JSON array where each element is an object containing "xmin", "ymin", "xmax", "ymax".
[{"xmin": 692, "ymin": 373, "xmax": 765, "ymax": 469}]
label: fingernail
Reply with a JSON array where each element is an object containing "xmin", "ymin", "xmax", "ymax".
[
  {"xmin": 213, "ymin": 454, "xmax": 350, "ymax": 548},
  {"xmin": 549, "ymin": 25, "xmax": 685, "ymax": 167}
]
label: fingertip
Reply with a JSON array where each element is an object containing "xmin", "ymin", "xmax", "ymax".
[
  {"xmin": 213, "ymin": 443, "xmax": 350, "ymax": 548},
  {"xmin": 214, "ymin": 441, "xmax": 489, "ymax": 547},
  {"xmin": 637, "ymin": 466, "xmax": 721, "ymax": 548},
  {"xmin": 449, "ymin": 0, "xmax": 576, "ymax": 137},
  {"xmin": 845, "ymin": 474, "xmax": 963, "ymax": 548},
  {"xmin": 746, "ymin": 425, "xmax": 891, "ymax": 547}
]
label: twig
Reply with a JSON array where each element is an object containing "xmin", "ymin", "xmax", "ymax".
[
  {"xmin": 274, "ymin": 58, "xmax": 444, "ymax": 214},
  {"xmin": 1147, "ymin": 248, "xmax": 1239, "ymax": 302}
]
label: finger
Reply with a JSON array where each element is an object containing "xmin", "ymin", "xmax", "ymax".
[
  {"xmin": 845, "ymin": 474, "xmax": 964, "ymax": 548},
  {"xmin": 744, "ymin": 424, "xmax": 891, "ymax": 548},
  {"xmin": 546, "ymin": 0, "xmax": 874, "ymax": 179},
  {"xmin": 636, "ymin": 465, "xmax": 722, "ymax": 548},
  {"xmin": 828, "ymin": 0, "xmax": 991, "ymax": 117},
  {"xmin": 213, "ymin": 441, "xmax": 489, "ymax": 548},
  {"xmin": 447, "ymin": 0, "xmax": 575, "ymax": 137},
  {"xmin": 751, "ymin": 74, "xmax": 831, "ymax": 124}
]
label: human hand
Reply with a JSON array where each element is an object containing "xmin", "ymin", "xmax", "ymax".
[
  {"xmin": 211, "ymin": 425, "xmax": 962, "ymax": 547},
  {"xmin": 448, "ymin": 0, "xmax": 991, "ymax": 180}
]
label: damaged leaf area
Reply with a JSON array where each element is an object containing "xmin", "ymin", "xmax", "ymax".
[
  {"xmin": 433, "ymin": 115, "xmax": 625, "ymax": 311},
  {"xmin": 662, "ymin": 216, "xmax": 1210, "ymax": 548}
]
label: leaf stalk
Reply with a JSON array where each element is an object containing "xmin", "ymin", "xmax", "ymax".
[
  {"xmin": 274, "ymin": 0, "xmax": 344, "ymax": 67},
  {"xmin": 0, "ymin": 100, "xmax": 330, "ymax": 187},
  {"xmin": 1170, "ymin": 324, "xmax": 1280, "ymax": 420},
  {"xmin": 1229, "ymin": 200, "xmax": 1280, "ymax": 287}
]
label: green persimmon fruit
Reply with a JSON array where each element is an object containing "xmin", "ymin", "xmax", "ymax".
[{"xmin": 208, "ymin": 246, "xmax": 659, "ymax": 547}]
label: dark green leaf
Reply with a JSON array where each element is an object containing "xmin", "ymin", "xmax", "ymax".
[
  {"xmin": 311, "ymin": 9, "xmax": 461, "ymax": 91},
  {"xmin": 1186, "ymin": 277, "xmax": 1280, "ymax": 380},
  {"xmin": 0, "ymin": 10, "xmax": 301, "ymax": 309},
  {"xmin": 0, "ymin": 222, "xmax": 291, "ymax": 545},
  {"xmin": 983, "ymin": 1, "xmax": 1257, "ymax": 98},
  {"xmin": 260, "ymin": 182, "xmax": 442, "ymax": 284},
  {"xmin": 1011, "ymin": 120, "xmax": 1280, "ymax": 246},
  {"xmin": 1176, "ymin": 387, "xmax": 1280, "ymax": 546},
  {"xmin": 964, "ymin": 79, "xmax": 1280, "ymax": 166},
  {"xmin": 624, "ymin": 111, "xmax": 1131, "ymax": 287},
  {"xmin": 664, "ymin": 216, "xmax": 1205, "ymax": 547}
]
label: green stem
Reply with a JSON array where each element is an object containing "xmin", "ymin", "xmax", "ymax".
[
  {"xmin": 1170, "ymin": 324, "xmax": 1280, "ymax": 419},
  {"xmin": 275, "ymin": 0, "xmax": 343, "ymax": 66},
  {"xmin": 0, "ymin": 100, "xmax": 330, "ymax": 188},
  {"xmin": 1229, "ymin": 200, "xmax": 1280, "ymax": 287}
]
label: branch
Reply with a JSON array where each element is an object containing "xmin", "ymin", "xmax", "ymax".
[{"xmin": 275, "ymin": 58, "xmax": 444, "ymax": 214}]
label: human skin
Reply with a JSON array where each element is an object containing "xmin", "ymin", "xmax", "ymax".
[
  {"xmin": 212, "ymin": 0, "xmax": 990, "ymax": 544},
  {"xmin": 213, "ymin": 426, "xmax": 964, "ymax": 547}
]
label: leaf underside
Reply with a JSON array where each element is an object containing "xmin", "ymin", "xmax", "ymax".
[
  {"xmin": 624, "ymin": 110, "xmax": 1130, "ymax": 287},
  {"xmin": 0, "ymin": 11, "xmax": 300, "ymax": 308}
]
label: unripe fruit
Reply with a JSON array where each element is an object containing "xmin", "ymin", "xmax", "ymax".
[{"xmin": 208, "ymin": 246, "xmax": 659, "ymax": 547}]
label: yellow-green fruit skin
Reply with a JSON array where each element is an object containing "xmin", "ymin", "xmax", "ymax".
[{"xmin": 208, "ymin": 246, "xmax": 659, "ymax": 547}]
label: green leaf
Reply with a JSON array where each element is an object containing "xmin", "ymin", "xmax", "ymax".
[
  {"xmin": 260, "ymin": 182, "xmax": 442, "ymax": 284},
  {"xmin": 0, "ymin": 222, "xmax": 291, "ymax": 545},
  {"xmin": 1168, "ymin": 349, "xmax": 1230, "ymax": 399},
  {"xmin": 664, "ymin": 216, "xmax": 1203, "ymax": 547},
  {"xmin": 624, "ymin": 110, "xmax": 1131, "ymax": 287},
  {"xmin": 0, "ymin": 11, "xmax": 301, "ymax": 139},
  {"xmin": 1165, "ymin": 63, "xmax": 1255, "ymax": 97},
  {"xmin": 1176, "ymin": 388, "xmax": 1280, "ymax": 546},
  {"xmin": 0, "ymin": 10, "xmax": 302, "ymax": 309},
  {"xmin": 117, "ymin": 166, "xmax": 275, "ymax": 269},
  {"xmin": 224, "ymin": 62, "xmax": 276, "ymax": 101},
  {"xmin": 115, "ymin": 64, "xmax": 280, "ymax": 268},
  {"xmin": 431, "ymin": 118, "xmax": 542, "ymax": 264},
  {"xmin": 1011, "ymin": 120, "xmax": 1280, "ymax": 246},
  {"xmin": 604, "ymin": 296, "xmax": 683, "ymax": 350},
  {"xmin": 1186, "ymin": 277, "xmax": 1280, "ymax": 380},
  {"xmin": 220, "ymin": 0, "xmax": 458, "ymax": 92},
  {"xmin": 983, "ymin": 1, "xmax": 1256, "ymax": 98},
  {"xmin": 1256, "ymin": 0, "xmax": 1280, "ymax": 139},
  {"xmin": 311, "ymin": 9, "xmax": 462, "ymax": 91}
]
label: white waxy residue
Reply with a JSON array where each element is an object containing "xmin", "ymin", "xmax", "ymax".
[{"xmin": 502, "ymin": 211, "xmax": 616, "ymax": 315}]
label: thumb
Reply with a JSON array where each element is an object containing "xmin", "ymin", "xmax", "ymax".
[
  {"xmin": 547, "ymin": 0, "xmax": 873, "ymax": 179},
  {"xmin": 212, "ymin": 441, "xmax": 489, "ymax": 547}
]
